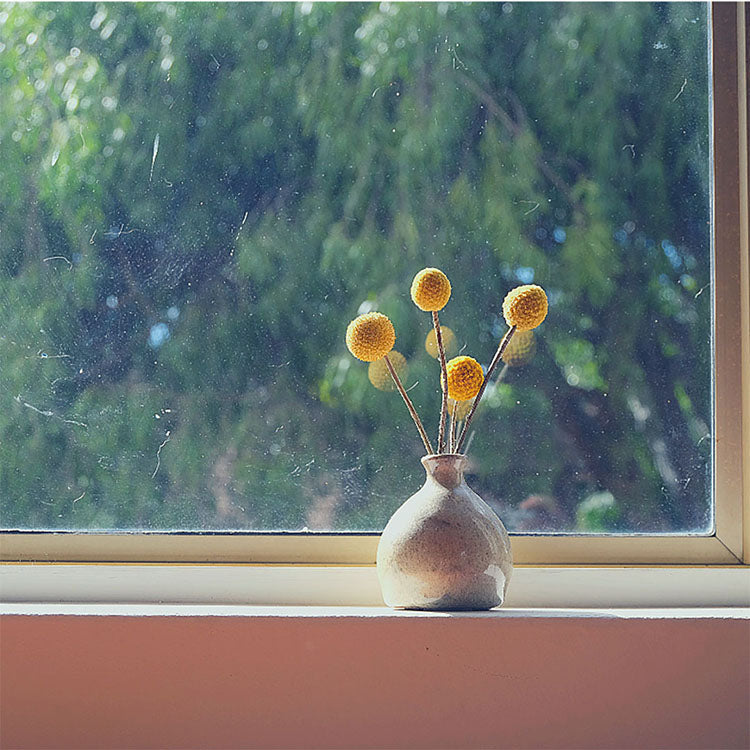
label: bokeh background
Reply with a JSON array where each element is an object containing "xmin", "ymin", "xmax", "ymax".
[{"xmin": 0, "ymin": 2, "xmax": 711, "ymax": 533}]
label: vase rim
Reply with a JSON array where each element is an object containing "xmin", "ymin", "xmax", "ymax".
[
  {"xmin": 421, "ymin": 453, "xmax": 468, "ymax": 471},
  {"xmin": 421, "ymin": 453, "xmax": 467, "ymax": 487}
]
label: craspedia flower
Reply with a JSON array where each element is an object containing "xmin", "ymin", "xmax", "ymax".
[
  {"xmin": 346, "ymin": 312, "xmax": 395, "ymax": 362},
  {"xmin": 425, "ymin": 325, "xmax": 457, "ymax": 359},
  {"xmin": 501, "ymin": 330, "xmax": 537, "ymax": 367},
  {"xmin": 410, "ymin": 268, "xmax": 451, "ymax": 312},
  {"xmin": 444, "ymin": 356, "xmax": 484, "ymax": 401},
  {"xmin": 448, "ymin": 397, "xmax": 473, "ymax": 421},
  {"xmin": 502, "ymin": 284, "xmax": 548, "ymax": 331},
  {"xmin": 368, "ymin": 350, "xmax": 408, "ymax": 392}
]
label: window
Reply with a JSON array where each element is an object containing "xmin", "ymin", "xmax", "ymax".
[{"xmin": 1, "ymin": 2, "xmax": 747, "ymax": 568}]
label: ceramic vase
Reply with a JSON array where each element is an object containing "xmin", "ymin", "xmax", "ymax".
[{"xmin": 376, "ymin": 454, "xmax": 513, "ymax": 610}]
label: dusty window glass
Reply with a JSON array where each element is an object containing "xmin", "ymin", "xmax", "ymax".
[{"xmin": 0, "ymin": 2, "xmax": 711, "ymax": 534}]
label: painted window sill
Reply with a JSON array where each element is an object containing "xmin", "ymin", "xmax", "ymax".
[{"xmin": 2, "ymin": 563, "xmax": 748, "ymax": 608}]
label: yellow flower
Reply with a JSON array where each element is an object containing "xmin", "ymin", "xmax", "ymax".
[
  {"xmin": 445, "ymin": 356, "xmax": 484, "ymax": 401},
  {"xmin": 424, "ymin": 325, "xmax": 457, "ymax": 359},
  {"xmin": 501, "ymin": 330, "xmax": 537, "ymax": 367},
  {"xmin": 368, "ymin": 350, "xmax": 407, "ymax": 392},
  {"xmin": 346, "ymin": 312, "xmax": 396, "ymax": 362},
  {"xmin": 502, "ymin": 284, "xmax": 548, "ymax": 331},
  {"xmin": 448, "ymin": 397, "xmax": 473, "ymax": 421},
  {"xmin": 410, "ymin": 268, "xmax": 451, "ymax": 312}
]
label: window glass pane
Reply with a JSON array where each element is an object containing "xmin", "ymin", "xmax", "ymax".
[{"xmin": 0, "ymin": 2, "xmax": 711, "ymax": 534}]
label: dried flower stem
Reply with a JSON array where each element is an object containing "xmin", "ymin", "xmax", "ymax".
[
  {"xmin": 456, "ymin": 325, "xmax": 517, "ymax": 453},
  {"xmin": 432, "ymin": 310, "xmax": 449, "ymax": 453},
  {"xmin": 384, "ymin": 353, "xmax": 434, "ymax": 455}
]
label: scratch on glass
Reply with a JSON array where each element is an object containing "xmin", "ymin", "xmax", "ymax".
[
  {"xmin": 519, "ymin": 200, "xmax": 540, "ymax": 216},
  {"xmin": 42, "ymin": 255, "xmax": 73, "ymax": 270},
  {"xmin": 149, "ymin": 132, "xmax": 160, "ymax": 182},
  {"xmin": 14, "ymin": 395, "xmax": 88, "ymax": 428},
  {"xmin": 151, "ymin": 431, "xmax": 171, "ymax": 479},
  {"xmin": 672, "ymin": 77, "xmax": 687, "ymax": 102},
  {"xmin": 231, "ymin": 211, "xmax": 249, "ymax": 256},
  {"xmin": 26, "ymin": 350, "xmax": 71, "ymax": 360}
]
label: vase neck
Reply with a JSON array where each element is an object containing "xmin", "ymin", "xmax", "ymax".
[{"xmin": 421, "ymin": 454, "xmax": 467, "ymax": 490}]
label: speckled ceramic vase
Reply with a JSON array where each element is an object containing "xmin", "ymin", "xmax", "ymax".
[{"xmin": 376, "ymin": 454, "xmax": 513, "ymax": 610}]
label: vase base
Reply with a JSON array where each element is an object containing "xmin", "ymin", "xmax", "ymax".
[
  {"xmin": 385, "ymin": 592, "xmax": 503, "ymax": 611},
  {"xmin": 389, "ymin": 604, "xmax": 502, "ymax": 612}
]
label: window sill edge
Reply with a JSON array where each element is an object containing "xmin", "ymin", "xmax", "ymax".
[{"xmin": 1, "ymin": 564, "xmax": 748, "ymax": 609}]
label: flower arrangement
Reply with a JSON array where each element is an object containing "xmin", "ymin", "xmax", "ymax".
[{"xmin": 345, "ymin": 269, "xmax": 548, "ymax": 456}]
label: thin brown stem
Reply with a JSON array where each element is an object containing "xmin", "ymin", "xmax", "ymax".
[
  {"xmin": 456, "ymin": 325, "xmax": 517, "ymax": 453},
  {"xmin": 432, "ymin": 310, "xmax": 449, "ymax": 454},
  {"xmin": 384, "ymin": 354, "xmax": 434, "ymax": 455}
]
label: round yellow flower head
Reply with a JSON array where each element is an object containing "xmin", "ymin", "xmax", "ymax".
[
  {"xmin": 424, "ymin": 325, "xmax": 457, "ymax": 359},
  {"xmin": 444, "ymin": 355, "xmax": 484, "ymax": 401},
  {"xmin": 502, "ymin": 284, "xmax": 548, "ymax": 331},
  {"xmin": 501, "ymin": 330, "xmax": 537, "ymax": 367},
  {"xmin": 410, "ymin": 268, "xmax": 451, "ymax": 312},
  {"xmin": 448, "ymin": 397, "xmax": 473, "ymax": 421},
  {"xmin": 368, "ymin": 350, "xmax": 407, "ymax": 392},
  {"xmin": 346, "ymin": 312, "xmax": 395, "ymax": 362}
]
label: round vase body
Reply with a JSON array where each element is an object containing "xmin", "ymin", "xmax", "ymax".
[{"xmin": 376, "ymin": 454, "xmax": 513, "ymax": 610}]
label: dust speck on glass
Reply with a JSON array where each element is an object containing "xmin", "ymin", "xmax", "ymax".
[{"xmin": 0, "ymin": 2, "xmax": 711, "ymax": 534}]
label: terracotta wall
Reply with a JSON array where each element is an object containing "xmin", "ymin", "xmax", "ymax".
[{"xmin": 1, "ymin": 613, "xmax": 748, "ymax": 750}]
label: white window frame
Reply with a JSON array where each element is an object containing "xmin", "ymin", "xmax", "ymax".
[{"xmin": 0, "ymin": 4, "xmax": 748, "ymax": 593}]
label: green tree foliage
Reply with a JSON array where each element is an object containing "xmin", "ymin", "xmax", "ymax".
[{"xmin": 0, "ymin": 3, "xmax": 711, "ymax": 533}]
